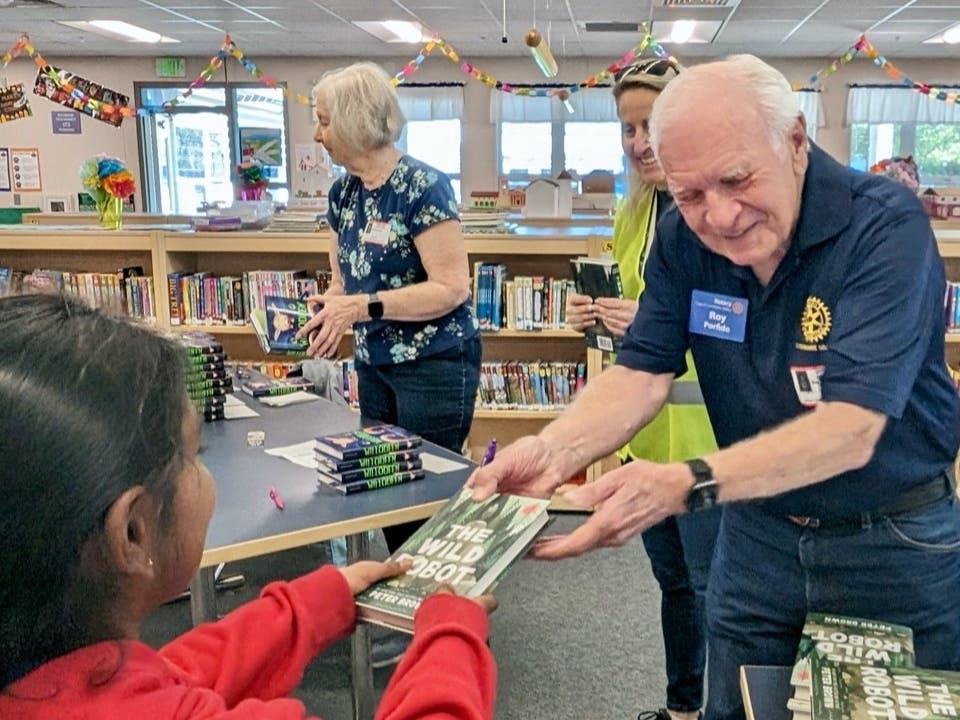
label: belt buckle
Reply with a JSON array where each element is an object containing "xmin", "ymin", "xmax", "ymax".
[{"xmin": 788, "ymin": 515, "xmax": 820, "ymax": 528}]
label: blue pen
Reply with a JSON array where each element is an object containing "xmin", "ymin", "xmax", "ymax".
[{"xmin": 481, "ymin": 438, "xmax": 497, "ymax": 466}]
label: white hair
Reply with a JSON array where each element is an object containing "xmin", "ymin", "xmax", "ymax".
[
  {"xmin": 311, "ymin": 62, "xmax": 405, "ymax": 154},
  {"xmin": 650, "ymin": 54, "xmax": 801, "ymax": 158}
]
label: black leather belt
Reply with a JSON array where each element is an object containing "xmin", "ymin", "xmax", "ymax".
[{"xmin": 788, "ymin": 470, "xmax": 955, "ymax": 529}]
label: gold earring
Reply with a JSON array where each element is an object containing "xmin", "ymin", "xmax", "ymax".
[{"xmin": 148, "ymin": 557, "xmax": 154, "ymax": 567}]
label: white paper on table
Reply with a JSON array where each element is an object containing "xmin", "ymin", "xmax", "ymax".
[
  {"xmin": 223, "ymin": 394, "xmax": 260, "ymax": 419},
  {"xmin": 264, "ymin": 440, "xmax": 317, "ymax": 469},
  {"xmin": 258, "ymin": 391, "xmax": 319, "ymax": 407},
  {"xmin": 420, "ymin": 452, "xmax": 469, "ymax": 474}
]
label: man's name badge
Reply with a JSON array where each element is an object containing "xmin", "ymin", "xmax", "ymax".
[
  {"xmin": 361, "ymin": 220, "xmax": 391, "ymax": 246},
  {"xmin": 790, "ymin": 365, "xmax": 825, "ymax": 407},
  {"xmin": 688, "ymin": 290, "xmax": 748, "ymax": 342}
]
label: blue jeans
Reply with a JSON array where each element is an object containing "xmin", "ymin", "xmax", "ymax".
[
  {"xmin": 705, "ymin": 494, "xmax": 960, "ymax": 720},
  {"xmin": 641, "ymin": 507, "xmax": 722, "ymax": 712},
  {"xmin": 356, "ymin": 335, "xmax": 482, "ymax": 551}
]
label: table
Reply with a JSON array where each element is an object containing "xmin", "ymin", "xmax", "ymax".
[
  {"xmin": 739, "ymin": 665, "xmax": 792, "ymax": 720},
  {"xmin": 193, "ymin": 394, "xmax": 474, "ymax": 720}
]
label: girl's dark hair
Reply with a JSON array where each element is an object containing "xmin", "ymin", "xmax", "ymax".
[{"xmin": 0, "ymin": 294, "xmax": 189, "ymax": 688}]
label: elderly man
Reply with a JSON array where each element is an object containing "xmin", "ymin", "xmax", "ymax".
[{"xmin": 469, "ymin": 54, "xmax": 960, "ymax": 720}]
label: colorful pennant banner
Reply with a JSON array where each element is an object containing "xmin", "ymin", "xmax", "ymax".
[
  {"xmin": 793, "ymin": 34, "xmax": 960, "ymax": 104},
  {"xmin": 2, "ymin": 30, "xmax": 958, "ymax": 120},
  {"xmin": 387, "ymin": 33, "xmax": 678, "ymax": 101}
]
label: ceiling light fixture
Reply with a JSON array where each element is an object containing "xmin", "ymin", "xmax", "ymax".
[
  {"xmin": 353, "ymin": 20, "xmax": 430, "ymax": 44},
  {"xmin": 670, "ymin": 20, "xmax": 697, "ymax": 44},
  {"xmin": 943, "ymin": 24, "xmax": 960, "ymax": 44},
  {"xmin": 59, "ymin": 20, "xmax": 179, "ymax": 43}
]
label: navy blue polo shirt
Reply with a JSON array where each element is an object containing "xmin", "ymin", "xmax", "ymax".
[{"xmin": 617, "ymin": 143, "xmax": 960, "ymax": 517}]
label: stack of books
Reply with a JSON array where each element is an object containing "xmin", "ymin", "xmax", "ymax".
[
  {"xmin": 176, "ymin": 331, "xmax": 232, "ymax": 422},
  {"xmin": 314, "ymin": 424, "xmax": 425, "ymax": 495},
  {"xmin": 786, "ymin": 612, "xmax": 960, "ymax": 719},
  {"xmin": 239, "ymin": 366, "xmax": 314, "ymax": 398}
]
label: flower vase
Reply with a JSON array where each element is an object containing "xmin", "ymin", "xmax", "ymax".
[
  {"xmin": 239, "ymin": 186, "xmax": 264, "ymax": 201},
  {"xmin": 97, "ymin": 196, "xmax": 123, "ymax": 230}
]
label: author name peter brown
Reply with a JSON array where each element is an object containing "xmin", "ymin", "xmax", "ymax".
[{"xmin": 367, "ymin": 588, "xmax": 419, "ymax": 609}]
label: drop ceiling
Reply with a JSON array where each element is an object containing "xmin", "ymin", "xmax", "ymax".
[{"xmin": 0, "ymin": 0, "xmax": 958, "ymax": 59}]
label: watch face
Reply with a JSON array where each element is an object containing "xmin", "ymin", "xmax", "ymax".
[{"xmin": 687, "ymin": 481, "xmax": 719, "ymax": 512}]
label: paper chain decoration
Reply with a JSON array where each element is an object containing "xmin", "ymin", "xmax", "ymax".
[
  {"xmin": 791, "ymin": 34, "xmax": 960, "ymax": 104},
  {"xmin": 2, "ymin": 30, "xmax": 958, "ymax": 120}
]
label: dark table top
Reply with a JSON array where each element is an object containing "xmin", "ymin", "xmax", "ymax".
[{"xmin": 199, "ymin": 395, "xmax": 473, "ymax": 567}]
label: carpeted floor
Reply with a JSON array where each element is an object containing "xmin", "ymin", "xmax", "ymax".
[{"xmin": 141, "ymin": 514, "xmax": 667, "ymax": 720}]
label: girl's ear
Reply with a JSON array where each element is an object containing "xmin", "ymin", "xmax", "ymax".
[{"xmin": 101, "ymin": 486, "xmax": 156, "ymax": 579}]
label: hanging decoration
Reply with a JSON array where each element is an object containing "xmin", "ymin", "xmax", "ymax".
[
  {"xmin": 2, "ymin": 28, "xmax": 958, "ymax": 119},
  {"xmin": 33, "ymin": 65, "xmax": 130, "ymax": 126},
  {"xmin": 388, "ymin": 34, "xmax": 665, "ymax": 103},
  {"xmin": 794, "ymin": 34, "xmax": 960, "ymax": 104},
  {"xmin": 525, "ymin": 29, "xmax": 559, "ymax": 78},
  {"xmin": 0, "ymin": 83, "xmax": 31, "ymax": 122},
  {"xmin": 2, "ymin": 35, "xmax": 134, "ymax": 122}
]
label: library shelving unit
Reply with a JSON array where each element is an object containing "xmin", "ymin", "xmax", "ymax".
[
  {"xmin": 463, "ymin": 225, "xmax": 611, "ymax": 481},
  {"xmin": 933, "ymin": 222, "xmax": 960, "ymax": 359},
  {"xmin": 0, "ymin": 225, "xmax": 162, "ymax": 294}
]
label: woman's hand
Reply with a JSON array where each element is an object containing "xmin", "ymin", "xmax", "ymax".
[
  {"xmin": 594, "ymin": 297, "xmax": 639, "ymax": 339},
  {"xmin": 431, "ymin": 583, "xmax": 498, "ymax": 615},
  {"xmin": 339, "ymin": 558, "xmax": 413, "ymax": 595},
  {"xmin": 565, "ymin": 292, "xmax": 597, "ymax": 331},
  {"xmin": 296, "ymin": 293, "xmax": 365, "ymax": 359}
]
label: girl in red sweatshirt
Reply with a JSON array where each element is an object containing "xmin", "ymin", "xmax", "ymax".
[{"xmin": 0, "ymin": 294, "xmax": 496, "ymax": 720}]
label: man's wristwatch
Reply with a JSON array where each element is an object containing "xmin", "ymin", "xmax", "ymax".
[
  {"xmin": 684, "ymin": 458, "xmax": 719, "ymax": 512},
  {"xmin": 367, "ymin": 292, "xmax": 384, "ymax": 320}
]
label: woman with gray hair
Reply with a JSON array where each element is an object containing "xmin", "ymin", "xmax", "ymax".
[{"xmin": 299, "ymin": 62, "xmax": 482, "ymax": 649}]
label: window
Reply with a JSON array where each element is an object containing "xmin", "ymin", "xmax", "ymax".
[
  {"xmin": 396, "ymin": 85, "xmax": 464, "ymax": 201},
  {"xmin": 136, "ymin": 82, "xmax": 291, "ymax": 213},
  {"xmin": 847, "ymin": 86, "xmax": 960, "ymax": 186},
  {"xmin": 492, "ymin": 88, "xmax": 623, "ymax": 190}
]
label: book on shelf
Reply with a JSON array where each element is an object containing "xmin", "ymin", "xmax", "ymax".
[
  {"xmin": 315, "ymin": 424, "xmax": 422, "ymax": 461},
  {"xmin": 354, "ymin": 488, "xmax": 551, "ymax": 633},
  {"xmin": 569, "ymin": 256, "xmax": 624, "ymax": 352},
  {"xmin": 239, "ymin": 368, "xmax": 315, "ymax": 398},
  {"xmin": 317, "ymin": 468, "xmax": 426, "ymax": 495},
  {"xmin": 789, "ymin": 613, "xmax": 915, "ymax": 718},
  {"xmin": 249, "ymin": 295, "xmax": 319, "ymax": 356},
  {"xmin": 810, "ymin": 662, "xmax": 960, "ymax": 719}
]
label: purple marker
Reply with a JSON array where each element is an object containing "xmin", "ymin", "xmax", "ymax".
[{"xmin": 481, "ymin": 438, "xmax": 497, "ymax": 466}]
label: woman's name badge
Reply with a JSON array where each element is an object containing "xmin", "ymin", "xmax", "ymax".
[
  {"xmin": 688, "ymin": 290, "xmax": 748, "ymax": 342},
  {"xmin": 361, "ymin": 220, "xmax": 391, "ymax": 246}
]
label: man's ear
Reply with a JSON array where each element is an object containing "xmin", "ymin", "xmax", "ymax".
[
  {"xmin": 789, "ymin": 115, "xmax": 809, "ymax": 175},
  {"xmin": 102, "ymin": 486, "xmax": 156, "ymax": 578}
]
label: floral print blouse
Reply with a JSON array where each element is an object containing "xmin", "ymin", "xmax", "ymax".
[{"xmin": 326, "ymin": 155, "xmax": 479, "ymax": 366}]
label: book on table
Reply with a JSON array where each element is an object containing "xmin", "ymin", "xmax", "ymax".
[
  {"xmin": 314, "ymin": 424, "xmax": 422, "ymax": 461},
  {"xmin": 316, "ymin": 468, "xmax": 427, "ymax": 495},
  {"xmin": 569, "ymin": 256, "xmax": 623, "ymax": 352},
  {"xmin": 239, "ymin": 368, "xmax": 315, "ymax": 398},
  {"xmin": 788, "ymin": 613, "xmax": 915, "ymax": 719},
  {"xmin": 810, "ymin": 662, "xmax": 960, "ymax": 719},
  {"xmin": 249, "ymin": 294, "xmax": 319, "ymax": 356},
  {"xmin": 354, "ymin": 487, "xmax": 551, "ymax": 633}
]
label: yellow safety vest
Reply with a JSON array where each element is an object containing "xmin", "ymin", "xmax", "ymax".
[{"xmin": 610, "ymin": 188, "xmax": 717, "ymax": 463}]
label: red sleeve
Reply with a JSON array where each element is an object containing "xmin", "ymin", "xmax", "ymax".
[
  {"xmin": 158, "ymin": 565, "xmax": 355, "ymax": 706},
  {"xmin": 374, "ymin": 594, "xmax": 496, "ymax": 720}
]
